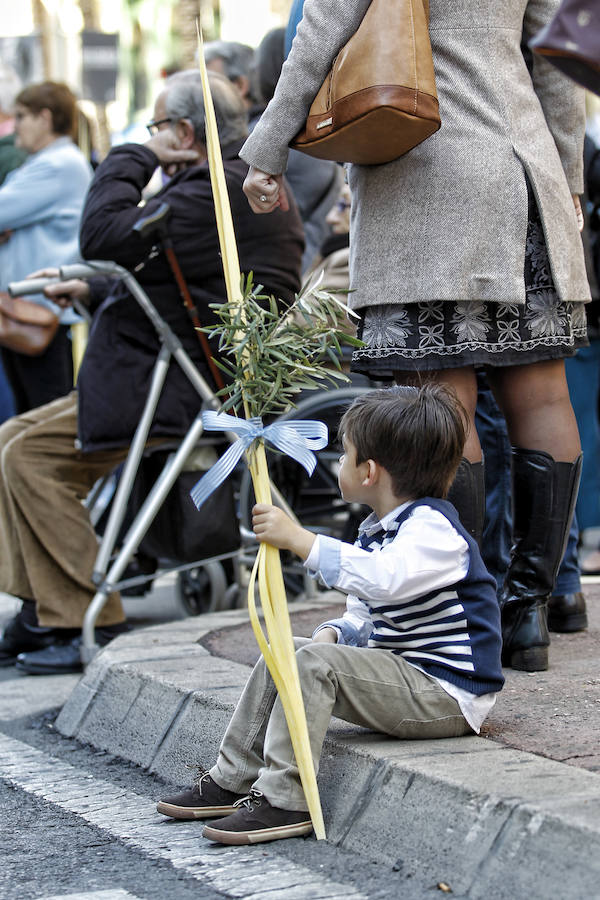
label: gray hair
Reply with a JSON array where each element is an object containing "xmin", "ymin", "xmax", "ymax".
[
  {"xmin": 203, "ymin": 41, "xmax": 255, "ymax": 82},
  {"xmin": 163, "ymin": 70, "xmax": 248, "ymax": 147},
  {"xmin": 0, "ymin": 65, "xmax": 22, "ymax": 116}
]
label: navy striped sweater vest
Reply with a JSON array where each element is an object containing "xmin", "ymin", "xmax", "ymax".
[{"xmin": 359, "ymin": 498, "xmax": 504, "ymax": 695}]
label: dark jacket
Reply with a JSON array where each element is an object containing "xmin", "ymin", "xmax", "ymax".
[
  {"xmin": 77, "ymin": 141, "xmax": 304, "ymax": 452},
  {"xmin": 0, "ymin": 133, "xmax": 26, "ymax": 187}
]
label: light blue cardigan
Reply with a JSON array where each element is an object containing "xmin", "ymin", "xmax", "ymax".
[{"xmin": 0, "ymin": 136, "xmax": 92, "ymax": 322}]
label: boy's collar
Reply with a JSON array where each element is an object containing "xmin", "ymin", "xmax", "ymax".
[{"xmin": 358, "ymin": 500, "xmax": 414, "ymax": 536}]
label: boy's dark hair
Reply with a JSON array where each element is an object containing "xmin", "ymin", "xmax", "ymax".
[
  {"xmin": 16, "ymin": 81, "xmax": 77, "ymax": 137},
  {"xmin": 339, "ymin": 383, "xmax": 467, "ymax": 499}
]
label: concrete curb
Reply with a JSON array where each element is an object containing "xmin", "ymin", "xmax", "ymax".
[{"xmin": 56, "ymin": 609, "xmax": 600, "ymax": 899}]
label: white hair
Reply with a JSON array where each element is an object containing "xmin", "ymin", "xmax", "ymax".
[{"xmin": 163, "ymin": 70, "xmax": 248, "ymax": 147}]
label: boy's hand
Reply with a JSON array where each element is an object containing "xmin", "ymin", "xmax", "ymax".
[
  {"xmin": 252, "ymin": 503, "xmax": 316, "ymax": 560},
  {"xmin": 312, "ymin": 627, "xmax": 338, "ymax": 644}
]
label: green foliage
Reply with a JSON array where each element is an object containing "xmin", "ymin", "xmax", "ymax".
[{"xmin": 203, "ymin": 273, "xmax": 363, "ymax": 419}]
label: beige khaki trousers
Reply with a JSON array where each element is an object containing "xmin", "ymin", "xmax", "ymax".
[
  {"xmin": 0, "ymin": 392, "xmax": 128, "ymax": 627},
  {"xmin": 210, "ymin": 638, "xmax": 472, "ymax": 812}
]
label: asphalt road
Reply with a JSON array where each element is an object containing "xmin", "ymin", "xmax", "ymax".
[{"xmin": 0, "ymin": 590, "xmax": 438, "ymax": 900}]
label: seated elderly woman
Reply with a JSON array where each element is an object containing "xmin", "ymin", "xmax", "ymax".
[
  {"xmin": 0, "ymin": 81, "xmax": 92, "ymax": 413},
  {"xmin": 0, "ymin": 70, "xmax": 304, "ymax": 675}
]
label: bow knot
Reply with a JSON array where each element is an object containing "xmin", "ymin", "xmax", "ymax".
[{"xmin": 190, "ymin": 410, "xmax": 328, "ymax": 511}]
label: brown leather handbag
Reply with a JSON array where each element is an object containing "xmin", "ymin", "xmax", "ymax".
[
  {"xmin": 0, "ymin": 292, "xmax": 60, "ymax": 356},
  {"xmin": 290, "ymin": 0, "xmax": 440, "ymax": 166}
]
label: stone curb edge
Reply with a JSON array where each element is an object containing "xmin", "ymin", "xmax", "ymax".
[{"xmin": 56, "ymin": 612, "xmax": 600, "ymax": 899}]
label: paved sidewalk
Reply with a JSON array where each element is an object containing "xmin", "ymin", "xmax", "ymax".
[{"xmin": 55, "ymin": 582, "xmax": 600, "ymax": 899}]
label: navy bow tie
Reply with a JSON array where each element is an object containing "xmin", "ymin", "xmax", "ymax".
[{"xmin": 358, "ymin": 519, "xmax": 400, "ymax": 552}]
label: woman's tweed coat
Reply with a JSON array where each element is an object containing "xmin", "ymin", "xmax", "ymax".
[{"xmin": 241, "ymin": 0, "xmax": 591, "ymax": 310}]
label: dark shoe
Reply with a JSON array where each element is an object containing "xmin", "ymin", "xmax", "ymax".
[
  {"xmin": 202, "ymin": 790, "xmax": 313, "ymax": 845},
  {"xmin": 14, "ymin": 626, "xmax": 124, "ymax": 675},
  {"xmin": 0, "ymin": 606, "xmax": 74, "ymax": 667},
  {"xmin": 548, "ymin": 592, "xmax": 588, "ymax": 633},
  {"xmin": 500, "ymin": 449, "xmax": 582, "ymax": 672},
  {"xmin": 447, "ymin": 458, "xmax": 485, "ymax": 546},
  {"xmin": 157, "ymin": 768, "xmax": 243, "ymax": 820}
]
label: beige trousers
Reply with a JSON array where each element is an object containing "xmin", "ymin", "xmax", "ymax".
[
  {"xmin": 0, "ymin": 392, "xmax": 128, "ymax": 627},
  {"xmin": 210, "ymin": 638, "xmax": 472, "ymax": 812}
]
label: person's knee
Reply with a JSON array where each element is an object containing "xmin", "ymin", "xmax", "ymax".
[
  {"xmin": 295, "ymin": 641, "xmax": 336, "ymax": 674},
  {"xmin": 490, "ymin": 361, "xmax": 570, "ymax": 419},
  {"xmin": 0, "ymin": 430, "xmax": 27, "ymax": 483}
]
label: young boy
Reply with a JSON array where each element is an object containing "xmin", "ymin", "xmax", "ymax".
[{"xmin": 157, "ymin": 384, "xmax": 504, "ymax": 844}]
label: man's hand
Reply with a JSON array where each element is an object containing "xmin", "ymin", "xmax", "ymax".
[
  {"xmin": 0, "ymin": 230, "xmax": 12, "ymax": 246},
  {"xmin": 312, "ymin": 627, "xmax": 338, "ymax": 644},
  {"xmin": 243, "ymin": 166, "xmax": 290, "ymax": 213},
  {"xmin": 26, "ymin": 267, "xmax": 91, "ymax": 309},
  {"xmin": 145, "ymin": 130, "xmax": 200, "ymax": 177},
  {"xmin": 252, "ymin": 503, "xmax": 315, "ymax": 560}
]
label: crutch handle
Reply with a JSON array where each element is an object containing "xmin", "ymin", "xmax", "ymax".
[{"xmin": 133, "ymin": 201, "xmax": 172, "ymax": 241}]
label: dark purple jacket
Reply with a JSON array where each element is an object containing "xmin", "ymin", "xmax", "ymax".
[{"xmin": 77, "ymin": 141, "xmax": 304, "ymax": 452}]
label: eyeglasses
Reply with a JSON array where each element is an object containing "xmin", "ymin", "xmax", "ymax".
[{"xmin": 146, "ymin": 117, "xmax": 173, "ymax": 136}]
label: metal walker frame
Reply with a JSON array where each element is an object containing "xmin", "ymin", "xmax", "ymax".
[{"xmin": 10, "ymin": 259, "xmax": 310, "ymax": 664}]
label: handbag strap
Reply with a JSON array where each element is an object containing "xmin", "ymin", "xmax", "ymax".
[{"xmin": 162, "ymin": 246, "xmax": 226, "ymax": 392}]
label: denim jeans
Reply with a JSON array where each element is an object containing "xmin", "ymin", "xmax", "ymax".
[
  {"xmin": 565, "ymin": 340, "xmax": 600, "ymax": 531},
  {"xmin": 475, "ymin": 371, "xmax": 581, "ymax": 597},
  {"xmin": 0, "ymin": 358, "xmax": 15, "ymax": 425}
]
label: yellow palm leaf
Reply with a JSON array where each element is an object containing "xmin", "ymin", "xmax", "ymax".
[{"xmin": 196, "ymin": 24, "xmax": 325, "ymax": 841}]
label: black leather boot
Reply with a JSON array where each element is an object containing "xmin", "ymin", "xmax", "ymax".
[
  {"xmin": 547, "ymin": 591, "xmax": 588, "ymax": 633},
  {"xmin": 500, "ymin": 449, "xmax": 582, "ymax": 672},
  {"xmin": 446, "ymin": 458, "xmax": 485, "ymax": 546}
]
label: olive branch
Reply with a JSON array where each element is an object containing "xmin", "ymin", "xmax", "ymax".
[{"xmin": 203, "ymin": 271, "xmax": 363, "ymax": 419}]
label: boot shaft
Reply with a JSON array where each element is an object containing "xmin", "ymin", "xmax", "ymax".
[{"xmin": 506, "ymin": 448, "xmax": 582, "ymax": 601}]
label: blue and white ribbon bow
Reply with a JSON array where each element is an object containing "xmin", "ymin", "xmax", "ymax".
[{"xmin": 190, "ymin": 411, "xmax": 329, "ymax": 511}]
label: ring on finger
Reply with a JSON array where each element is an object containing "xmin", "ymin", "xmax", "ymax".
[{"xmin": 259, "ymin": 194, "xmax": 267, "ymax": 202}]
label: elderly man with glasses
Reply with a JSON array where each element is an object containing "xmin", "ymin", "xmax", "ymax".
[{"xmin": 0, "ymin": 70, "xmax": 304, "ymax": 675}]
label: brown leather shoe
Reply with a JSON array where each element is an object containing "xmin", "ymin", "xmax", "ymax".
[
  {"xmin": 157, "ymin": 768, "xmax": 243, "ymax": 820},
  {"xmin": 547, "ymin": 591, "xmax": 588, "ymax": 633},
  {"xmin": 202, "ymin": 789, "xmax": 313, "ymax": 845}
]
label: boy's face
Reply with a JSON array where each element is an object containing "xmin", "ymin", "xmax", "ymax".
[{"xmin": 338, "ymin": 434, "xmax": 368, "ymax": 504}]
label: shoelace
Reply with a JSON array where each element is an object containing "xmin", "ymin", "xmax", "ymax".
[
  {"xmin": 233, "ymin": 788, "xmax": 264, "ymax": 811},
  {"xmin": 188, "ymin": 764, "xmax": 211, "ymax": 793}
]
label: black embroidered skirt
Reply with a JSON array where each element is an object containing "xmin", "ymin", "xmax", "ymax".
[{"xmin": 351, "ymin": 189, "xmax": 588, "ymax": 377}]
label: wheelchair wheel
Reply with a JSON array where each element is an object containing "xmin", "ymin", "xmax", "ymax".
[
  {"xmin": 175, "ymin": 560, "xmax": 228, "ymax": 616},
  {"xmin": 238, "ymin": 386, "xmax": 372, "ymax": 590}
]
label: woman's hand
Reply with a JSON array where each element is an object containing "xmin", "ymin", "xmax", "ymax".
[
  {"xmin": 573, "ymin": 194, "xmax": 584, "ymax": 232},
  {"xmin": 252, "ymin": 503, "xmax": 315, "ymax": 559},
  {"xmin": 243, "ymin": 166, "xmax": 289, "ymax": 213},
  {"xmin": 27, "ymin": 267, "xmax": 91, "ymax": 309}
]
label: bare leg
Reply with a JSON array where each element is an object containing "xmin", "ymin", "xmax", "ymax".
[{"xmin": 485, "ymin": 359, "xmax": 581, "ymax": 462}]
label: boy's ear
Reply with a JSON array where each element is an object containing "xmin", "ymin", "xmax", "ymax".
[{"xmin": 362, "ymin": 459, "xmax": 379, "ymax": 485}]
